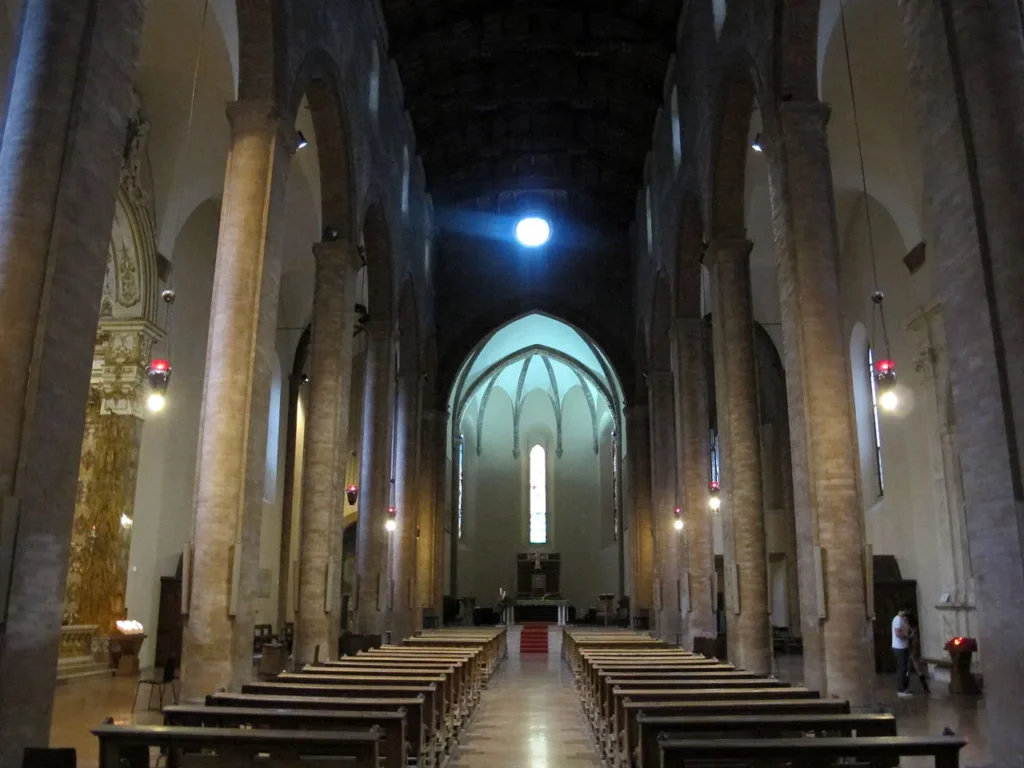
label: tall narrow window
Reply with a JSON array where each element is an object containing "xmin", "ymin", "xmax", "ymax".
[
  {"xmin": 867, "ymin": 347, "xmax": 885, "ymax": 496},
  {"xmin": 456, "ymin": 437, "xmax": 465, "ymax": 539},
  {"xmin": 611, "ymin": 431, "xmax": 620, "ymax": 541},
  {"xmin": 529, "ymin": 444, "xmax": 547, "ymax": 544}
]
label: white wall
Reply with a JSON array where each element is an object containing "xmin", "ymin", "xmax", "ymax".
[{"xmin": 126, "ymin": 201, "xmax": 219, "ymax": 667}]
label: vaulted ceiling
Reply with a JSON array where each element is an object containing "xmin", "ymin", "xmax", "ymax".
[{"xmin": 380, "ymin": 0, "xmax": 683, "ymax": 229}]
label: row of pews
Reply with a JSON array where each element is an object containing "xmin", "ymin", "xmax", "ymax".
[
  {"xmin": 564, "ymin": 628, "xmax": 967, "ymax": 768},
  {"xmin": 92, "ymin": 627, "xmax": 507, "ymax": 768}
]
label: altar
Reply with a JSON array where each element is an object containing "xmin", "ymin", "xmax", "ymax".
[{"xmin": 503, "ymin": 599, "xmax": 569, "ymax": 626}]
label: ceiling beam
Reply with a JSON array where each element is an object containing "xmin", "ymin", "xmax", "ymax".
[
  {"xmin": 413, "ymin": 102, "xmax": 651, "ymax": 142},
  {"xmin": 422, "ymin": 144, "xmax": 642, "ymax": 178},
  {"xmin": 387, "ymin": 1, "xmax": 680, "ymax": 57},
  {"xmin": 405, "ymin": 54, "xmax": 662, "ymax": 106}
]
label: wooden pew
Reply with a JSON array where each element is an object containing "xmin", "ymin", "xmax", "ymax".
[
  {"xmin": 595, "ymin": 678, "xmax": 788, "ymax": 741},
  {"xmin": 612, "ymin": 686, "xmax": 818, "ymax": 751},
  {"xmin": 92, "ymin": 723, "xmax": 381, "ymax": 768},
  {"xmin": 279, "ymin": 670, "xmax": 457, "ymax": 747},
  {"xmin": 584, "ymin": 663, "xmax": 736, "ymax": 713},
  {"xmin": 303, "ymin": 662, "xmax": 471, "ymax": 723},
  {"xmin": 635, "ymin": 712, "xmax": 897, "ymax": 768},
  {"xmin": 656, "ymin": 735, "xmax": 967, "ymax": 768},
  {"xmin": 619, "ymin": 698, "xmax": 850, "ymax": 768},
  {"xmin": 207, "ymin": 692, "xmax": 429, "ymax": 767},
  {"xmin": 163, "ymin": 704, "xmax": 407, "ymax": 768},
  {"xmin": 242, "ymin": 681, "xmax": 444, "ymax": 765}
]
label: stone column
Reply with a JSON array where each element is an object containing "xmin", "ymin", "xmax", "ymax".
[
  {"xmin": 0, "ymin": 0, "xmax": 146, "ymax": 759},
  {"xmin": 898, "ymin": 5, "xmax": 1024, "ymax": 758},
  {"xmin": 626, "ymin": 406, "xmax": 655, "ymax": 615},
  {"xmin": 417, "ymin": 408, "xmax": 446, "ymax": 613},
  {"xmin": 648, "ymin": 372, "xmax": 682, "ymax": 643},
  {"xmin": 180, "ymin": 100, "xmax": 293, "ymax": 699},
  {"xmin": 294, "ymin": 240, "xmax": 359, "ymax": 665},
  {"xmin": 672, "ymin": 319, "xmax": 716, "ymax": 647},
  {"xmin": 355, "ymin": 321, "xmax": 396, "ymax": 635},
  {"xmin": 390, "ymin": 367, "xmax": 420, "ymax": 640},
  {"xmin": 710, "ymin": 237, "xmax": 771, "ymax": 675},
  {"xmin": 764, "ymin": 101, "xmax": 872, "ymax": 703}
]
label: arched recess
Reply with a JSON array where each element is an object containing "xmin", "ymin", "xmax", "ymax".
[
  {"xmin": 289, "ymin": 48, "xmax": 357, "ymax": 242},
  {"xmin": 710, "ymin": 61, "xmax": 758, "ymax": 240},
  {"xmin": 65, "ymin": 105, "xmax": 163, "ymax": 632}
]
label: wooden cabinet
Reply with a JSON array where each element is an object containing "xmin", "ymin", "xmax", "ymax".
[{"xmin": 154, "ymin": 577, "xmax": 183, "ymax": 668}]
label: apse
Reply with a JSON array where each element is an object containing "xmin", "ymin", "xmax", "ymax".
[{"xmin": 447, "ymin": 313, "xmax": 627, "ymax": 614}]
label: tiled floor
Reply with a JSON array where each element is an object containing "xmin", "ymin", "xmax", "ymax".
[
  {"xmin": 447, "ymin": 653, "xmax": 603, "ymax": 767},
  {"xmin": 49, "ymin": 673, "xmax": 164, "ymax": 768},
  {"xmin": 774, "ymin": 654, "xmax": 992, "ymax": 766}
]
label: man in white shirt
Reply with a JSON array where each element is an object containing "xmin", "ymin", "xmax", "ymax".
[{"xmin": 892, "ymin": 608, "xmax": 912, "ymax": 698}]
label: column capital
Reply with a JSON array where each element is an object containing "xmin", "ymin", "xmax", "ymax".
[
  {"xmin": 226, "ymin": 99, "xmax": 297, "ymax": 154},
  {"xmin": 708, "ymin": 237, "xmax": 754, "ymax": 264},
  {"xmin": 776, "ymin": 98, "xmax": 831, "ymax": 131},
  {"xmin": 312, "ymin": 238, "xmax": 361, "ymax": 273}
]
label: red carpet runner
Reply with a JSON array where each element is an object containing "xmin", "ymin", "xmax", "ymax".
[{"xmin": 519, "ymin": 624, "xmax": 549, "ymax": 654}]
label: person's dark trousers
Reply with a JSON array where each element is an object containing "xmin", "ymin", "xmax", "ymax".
[{"xmin": 894, "ymin": 648, "xmax": 911, "ymax": 692}]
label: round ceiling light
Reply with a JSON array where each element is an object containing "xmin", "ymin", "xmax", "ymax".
[{"xmin": 515, "ymin": 217, "xmax": 551, "ymax": 247}]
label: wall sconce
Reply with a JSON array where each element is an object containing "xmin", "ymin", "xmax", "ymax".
[
  {"xmin": 708, "ymin": 480, "xmax": 721, "ymax": 511},
  {"xmin": 346, "ymin": 484, "xmax": 359, "ymax": 505},
  {"xmin": 385, "ymin": 506, "xmax": 397, "ymax": 533},
  {"xmin": 673, "ymin": 507, "xmax": 684, "ymax": 532}
]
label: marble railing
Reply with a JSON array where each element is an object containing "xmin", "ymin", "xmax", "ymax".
[{"xmin": 59, "ymin": 624, "xmax": 99, "ymax": 661}]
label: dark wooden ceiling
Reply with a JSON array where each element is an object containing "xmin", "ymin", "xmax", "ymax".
[{"xmin": 381, "ymin": 0, "xmax": 682, "ymax": 229}]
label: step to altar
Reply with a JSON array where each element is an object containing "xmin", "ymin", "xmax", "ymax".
[{"xmin": 519, "ymin": 624, "xmax": 550, "ymax": 654}]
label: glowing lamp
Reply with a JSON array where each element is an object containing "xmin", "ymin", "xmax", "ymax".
[
  {"xmin": 385, "ymin": 506, "xmax": 397, "ymax": 533},
  {"xmin": 875, "ymin": 358, "xmax": 899, "ymax": 411},
  {"xmin": 346, "ymin": 484, "xmax": 359, "ymax": 505},
  {"xmin": 673, "ymin": 507, "xmax": 684, "ymax": 532},
  {"xmin": 515, "ymin": 217, "xmax": 551, "ymax": 247},
  {"xmin": 146, "ymin": 359, "xmax": 172, "ymax": 413},
  {"xmin": 708, "ymin": 480, "xmax": 722, "ymax": 511}
]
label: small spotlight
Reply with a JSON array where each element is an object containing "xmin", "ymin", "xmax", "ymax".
[
  {"xmin": 296, "ymin": 131, "xmax": 309, "ymax": 150},
  {"xmin": 879, "ymin": 389, "xmax": 899, "ymax": 412},
  {"xmin": 147, "ymin": 392, "xmax": 166, "ymax": 413},
  {"xmin": 385, "ymin": 519, "xmax": 397, "ymax": 533},
  {"xmin": 673, "ymin": 518, "xmax": 684, "ymax": 532},
  {"xmin": 515, "ymin": 217, "xmax": 551, "ymax": 247},
  {"xmin": 751, "ymin": 133, "xmax": 764, "ymax": 153}
]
